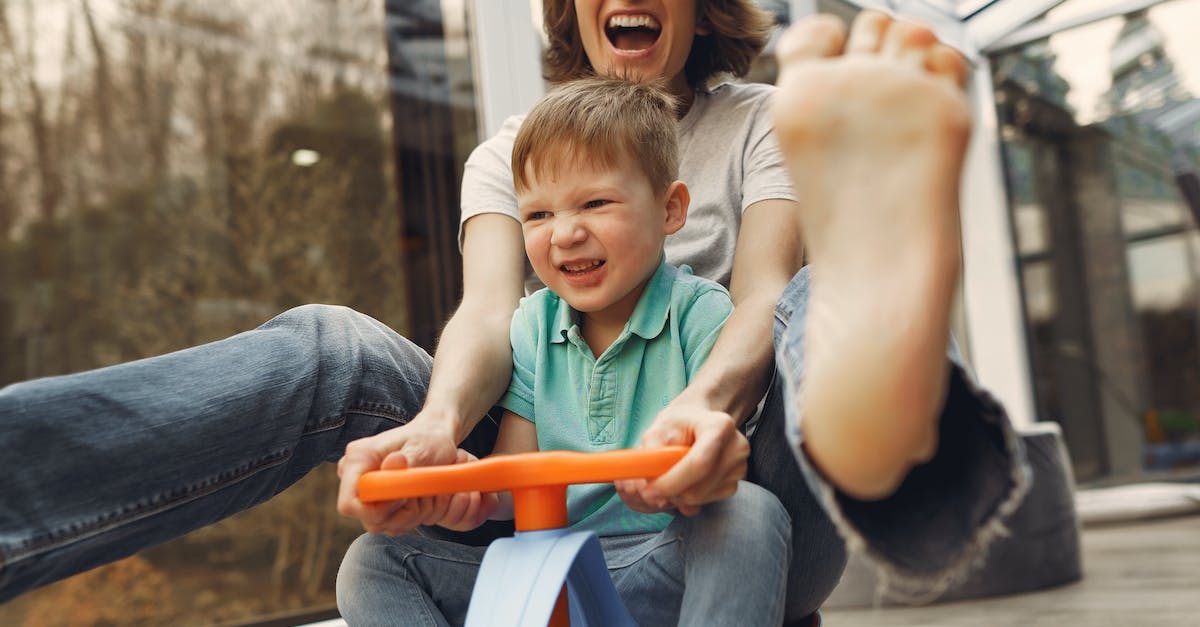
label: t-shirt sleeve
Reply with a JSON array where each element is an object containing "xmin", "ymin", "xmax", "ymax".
[
  {"xmin": 679, "ymin": 286, "xmax": 734, "ymax": 381},
  {"xmin": 497, "ymin": 301, "xmax": 536, "ymax": 422},
  {"xmin": 458, "ymin": 114, "xmax": 525, "ymax": 252},
  {"xmin": 741, "ymin": 91, "xmax": 798, "ymax": 211}
]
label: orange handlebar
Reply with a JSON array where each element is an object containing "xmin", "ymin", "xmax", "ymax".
[{"xmin": 357, "ymin": 446, "xmax": 689, "ymax": 503}]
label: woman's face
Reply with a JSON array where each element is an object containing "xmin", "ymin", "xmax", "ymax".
[{"xmin": 574, "ymin": 0, "xmax": 706, "ymax": 97}]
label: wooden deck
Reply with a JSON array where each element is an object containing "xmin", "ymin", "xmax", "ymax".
[{"xmin": 823, "ymin": 514, "xmax": 1200, "ymax": 626}]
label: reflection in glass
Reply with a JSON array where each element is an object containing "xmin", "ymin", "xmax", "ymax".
[
  {"xmin": 0, "ymin": 0, "xmax": 423, "ymax": 623},
  {"xmin": 993, "ymin": 0, "xmax": 1200, "ymax": 480},
  {"xmin": 385, "ymin": 0, "xmax": 478, "ymax": 349}
]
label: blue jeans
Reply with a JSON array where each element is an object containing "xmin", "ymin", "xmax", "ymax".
[
  {"xmin": 771, "ymin": 268, "xmax": 1028, "ymax": 602},
  {"xmin": 0, "ymin": 305, "xmax": 437, "ymax": 600},
  {"xmin": 0, "ymin": 270, "xmax": 1024, "ymax": 613},
  {"xmin": 336, "ymin": 481, "xmax": 791, "ymax": 627}
]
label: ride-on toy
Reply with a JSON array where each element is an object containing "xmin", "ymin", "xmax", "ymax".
[{"xmin": 357, "ymin": 446, "xmax": 689, "ymax": 627}]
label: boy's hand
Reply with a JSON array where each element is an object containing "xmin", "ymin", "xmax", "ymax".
[
  {"xmin": 336, "ymin": 417, "xmax": 460, "ymax": 535},
  {"xmin": 615, "ymin": 478, "xmax": 673, "ymax": 514},
  {"xmin": 628, "ymin": 404, "xmax": 749, "ymax": 516}
]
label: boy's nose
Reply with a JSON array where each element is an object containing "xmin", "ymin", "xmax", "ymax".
[{"xmin": 550, "ymin": 214, "xmax": 587, "ymax": 247}]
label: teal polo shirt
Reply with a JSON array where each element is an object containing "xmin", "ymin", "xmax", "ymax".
[{"xmin": 498, "ymin": 260, "xmax": 733, "ymax": 535}]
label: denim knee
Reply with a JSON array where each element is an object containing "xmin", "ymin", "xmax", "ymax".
[
  {"xmin": 336, "ymin": 533, "xmax": 432, "ymax": 621},
  {"xmin": 689, "ymin": 481, "xmax": 792, "ymax": 554},
  {"xmin": 337, "ymin": 532, "xmax": 484, "ymax": 626},
  {"xmin": 336, "ymin": 533, "xmax": 391, "ymax": 611},
  {"xmin": 669, "ymin": 481, "xmax": 792, "ymax": 626},
  {"xmin": 270, "ymin": 303, "xmax": 359, "ymax": 332},
  {"xmin": 731, "ymin": 481, "xmax": 792, "ymax": 547},
  {"xmin": 264, "ymin": 304, "xmax": 432, "ymax": 408},
  {"xmin": 267, "ymin": 304, "xmax": 386, "ymax": 357}
]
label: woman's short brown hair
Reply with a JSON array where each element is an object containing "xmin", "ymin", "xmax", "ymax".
[
  {"xmin": 542, "ymin": 1, "xmax": 775, "ymax": 87},
  {"xmin": 512, "ymin": 77, "xmax": 678, "ymax": 196}
]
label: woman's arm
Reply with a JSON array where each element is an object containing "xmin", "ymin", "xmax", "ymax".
[
  {"xmin": 421, "ymin": 214, "xmax": 528, "ymax": 443},
  {"xmin": 636, "ymin": 198, "xmax": 803, "ymax": 512},
  {"xmin": 336, "ymin": 213, "xmax": 526, "ymax": 535},
  {"xmin": 679, "ymin": 197, "xmax": 803, "ymax": 425}
]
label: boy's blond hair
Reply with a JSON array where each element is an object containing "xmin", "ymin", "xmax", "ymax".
[
  {"xmin": 512, "ymin": 77, "xmax": 678, "ymax": 196},
  {"xmin": 542, "ymin": 0, "xmax": 774, "ymax": 88}
]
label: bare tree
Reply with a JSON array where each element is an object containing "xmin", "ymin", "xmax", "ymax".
[{"xmin": 1, "ymin": 1, "xmax": 407, "ymax": 622}]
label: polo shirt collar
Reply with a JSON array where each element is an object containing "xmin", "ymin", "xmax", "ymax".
[
  {"xmin": 627, "ymin": 259, "xmax": 675, "ymax": 340},
  {"xmin": 549, "ymin": 257, "xmax": 675, "ymax": 344}
]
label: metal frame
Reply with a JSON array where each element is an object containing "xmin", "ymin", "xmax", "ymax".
[
  {"xmin": 986, "ymin": 0, "xmax": 1179, "ymax": 53},
  {"xmin": 963, "ymin": 0, "xmax": 1068, "ymax": 50},
  {"xmin": 957, "ymin": 54, "xmax": 1039, "ymax": 428},
  {"xmin": 468, "ymin": 0, "xmax": 544, "ymax": 141}
]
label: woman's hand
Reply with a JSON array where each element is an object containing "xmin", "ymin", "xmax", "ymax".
[
  {"xmin": 619, "ymin": 402, "xmax": 749, "ymax": 516},
  {"xmin": 335, "ymin": 417, "xmax": 461, "ymax": 535},
  {"xmin": 337, "ymin": 214, "xmax": 526, "ymax": 534}
]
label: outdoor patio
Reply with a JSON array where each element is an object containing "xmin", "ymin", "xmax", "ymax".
[{"xmin": 824, "ymin": 513, "xmax": 1200, "ymax": 626}]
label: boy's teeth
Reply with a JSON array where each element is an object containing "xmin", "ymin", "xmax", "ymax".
[
  {"xmin": 606, "ymin": 14, "xmax": 661, "ymax": 30},
  {"xmin": 563, "ymin": 260, "xmax": 603, "ymax": 272}
]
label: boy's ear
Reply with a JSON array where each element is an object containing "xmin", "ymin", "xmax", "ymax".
[{"xmin": 663, "ymin": 181, "xmax": 689, "ymax": 235}]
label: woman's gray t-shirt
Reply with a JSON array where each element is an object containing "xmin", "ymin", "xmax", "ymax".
[{"xmin": 458, "ymin": 82, "xmax": 797, "ymax": 294}]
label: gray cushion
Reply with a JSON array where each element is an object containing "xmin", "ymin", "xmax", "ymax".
[{"xmin": 824, "ymin": 424, "xmax": 1082, "ymax": 607}]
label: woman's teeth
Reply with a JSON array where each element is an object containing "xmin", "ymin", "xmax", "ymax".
[
  {"xmin": 606, "ymin": 14, "xmax": 661, "ymax": 30},
  {"xmin": 605, "ymin": 14, "xmax": 661, "ymax": 52}
]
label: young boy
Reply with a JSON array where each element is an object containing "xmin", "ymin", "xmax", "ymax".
[{"xmin": 336, "ymin": 77, "xmax": 791, "ymax": 626}]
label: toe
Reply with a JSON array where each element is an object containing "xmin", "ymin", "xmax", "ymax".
[
  {"xmin": 846, "ymin": 9, "xmax": 892, "ymax": 55},
  {"xmin": 776, "ymin": 14, "xmax": 847, "ymax": 65},
  {"xmin": 880, "ymin": 19, "xmax": 939, "ymax": 68},
  {"xmin": 927, "ymin": 42, "xmax": 970, "ymax": 88}
]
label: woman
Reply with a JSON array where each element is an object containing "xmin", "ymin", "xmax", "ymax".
[{"xmin": 339, "ymin": 0, "xmax": 1023, "ymax": 619}]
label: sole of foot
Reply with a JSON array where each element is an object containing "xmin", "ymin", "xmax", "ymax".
[{"xmin": 772, "ymin": 11, "xmax": 972, "ymax": 500}]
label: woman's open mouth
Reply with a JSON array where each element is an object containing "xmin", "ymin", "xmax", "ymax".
[{"xmin": 605, "ymin": 14, "xmax": 661, "ymax": 53}]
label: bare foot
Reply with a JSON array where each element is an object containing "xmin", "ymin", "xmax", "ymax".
[{"xmin": 772, "ymin": 11, "xmax": 971, "ymax": 500}]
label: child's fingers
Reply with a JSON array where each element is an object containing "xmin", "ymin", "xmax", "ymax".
[
  {"xmin": 616, "ymin": 478, "xmax": 670, "ymax": 513},
  {"xmin": 358, "ymin": 500, "xmax": 407, "ymax": 534},
  {"xmin": 440, "ymin": 491, "xmax": 471, "ymax": 528},
  {"xmin": 475, "ymin": 493, "xmax": 501, "ymax": 526}
]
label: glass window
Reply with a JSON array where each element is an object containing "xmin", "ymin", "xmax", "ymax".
[
  {"xmin": 992, "ymin": 0, "xmax": 1200, "ymax": 480},
  {"xmin": 0, "ymin": 0, "xmax": 478, "ymax": 623}
]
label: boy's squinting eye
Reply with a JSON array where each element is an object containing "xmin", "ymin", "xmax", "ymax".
[
  {"xmin": 583, "ymin": 199, "xmax": 610, "ymax": 209},
  {"xmin": 524, "ymin": 210, "xmax": 551, "ymax": 222}
]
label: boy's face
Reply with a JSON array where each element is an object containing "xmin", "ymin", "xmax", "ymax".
[
  {"xmin": 517, "ymin": 155, "xmax": 687, "ymax": 323},
  {"xmin": 574, "ymin": 0, "xmax": 707, "ymax": 96}
]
